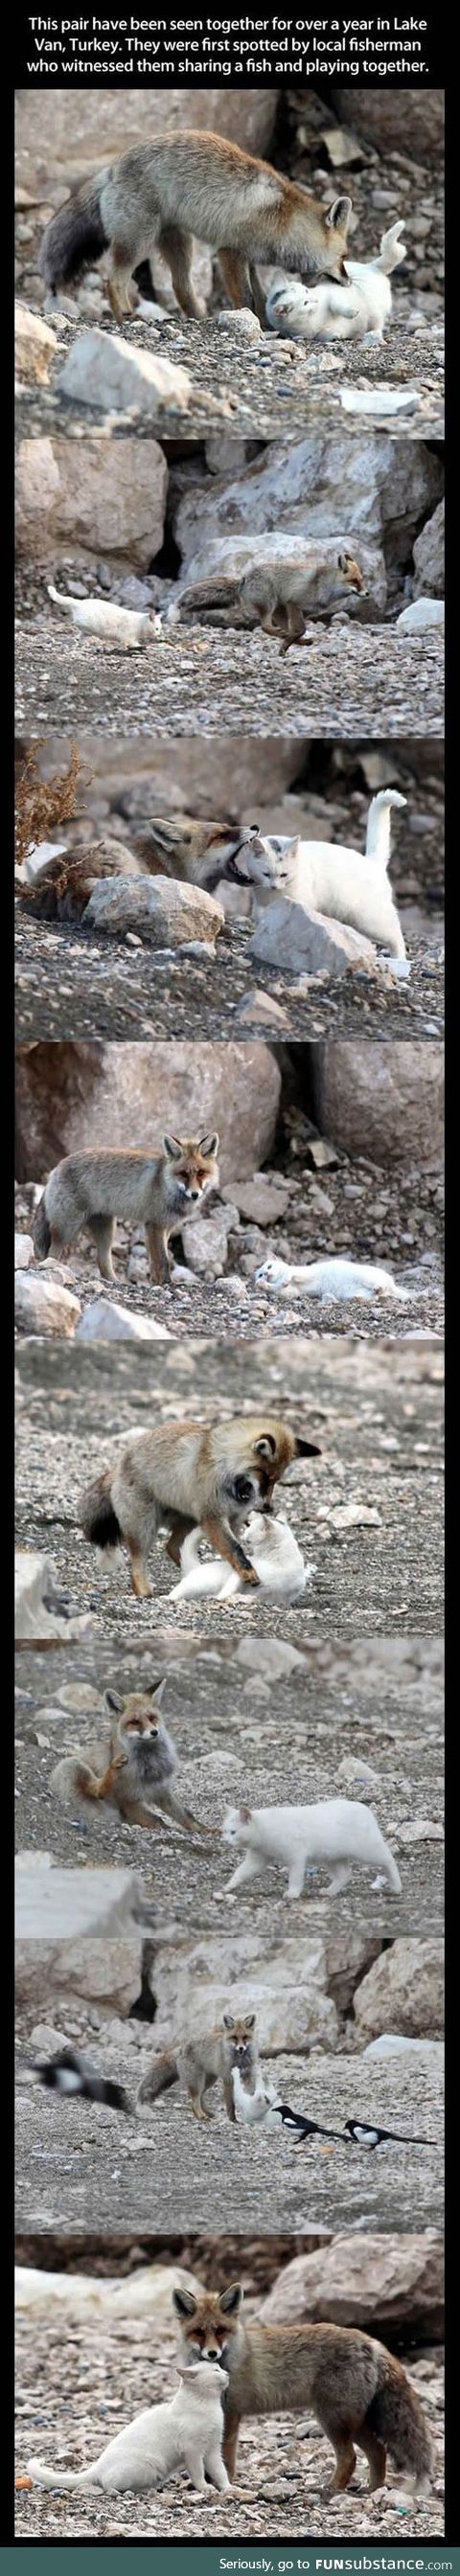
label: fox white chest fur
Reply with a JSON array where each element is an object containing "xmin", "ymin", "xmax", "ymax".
[
  {"xmin": 220, "ymin": 1799, "xmax": 402, "ymax": 1902},
  {"xmin": 27, "ymin": 2363, "xmax": 229, "ymax": 2495}
]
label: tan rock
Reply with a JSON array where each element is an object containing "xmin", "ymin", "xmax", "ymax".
[
  {"xmin": 58, "ymin": 331, "xmax": 193, "ymax": 418},
  {"xmin": 15, "ymin": 434, "xmax": 167, "ymax": 569},
  {"xmin": 83, "ymin": 877, "xmax": 223, "ymax": 947},
  {"xmin": 353, "ymin": 1938, "xmax": 445, "ymax": 2040},
  {"xmin": 259, "ymin": 2229, "xmax": 444, "ymax": 2337},
  {"xmin": 15, "ymin": 302, "xmax": 58, "ymax": 383},
  {"xmin": 311, "ymin": 1040, "xmax": 445, "ymax": 1169},
  {"xmin": 15, "ymin": 1041, "xmax": 281, "ymax": 1187},
  {"xmin": 250, "ymin": 902, "xmax": 377, "ymax": 977},
  {"xmin": 15, "ymin": 1273, "xmax": 80, "ymax": 1336},
  {"xmin": 15, "ymin": 90, "xmax": 277, "ymax": 194}
]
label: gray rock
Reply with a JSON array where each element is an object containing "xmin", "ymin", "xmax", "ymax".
[
  {"xmin": 15, "ymin": 1273, "xmax": 80, "ymax": 1336},
  {"xmin": 75, "ymin": 1300, "xmax": 172, "ymax": 1342},
  {"xmin": 413, "ymin": 498, "xmax": 445, "ymax": 598},
  {"xmin": 353, "ymin": 1939, "xmax": 445, "ymax": 2040},
  {"xmin": 249, "ymin": 900, "xmax": 377, "ymax": 977},
  {"xmin": 14, "ymin": 1235, "xmax": 34, "ymax": 1270},
  {"xmin": 397, "ymin": 597, "xmax": 445, "ymax": 630},
  {"xmin": 83, "ymin": 876, "xmax": 224, "ymax": 947},
  {"xmin": 15, "ymin": 302, "xmax": 58, "ymax": 383},
  {"xmin": 58, "ymin": 329, "xmax": 193, "ymax": 418}
]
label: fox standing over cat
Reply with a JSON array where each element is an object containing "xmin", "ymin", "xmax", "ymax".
[
  {"xmin": 80, "ymin": 1415, "xmax": 320, "ymax": 1597},
  {"xmin": 138, "ymin": 2009, "xmax": 258, "ymax": 2126},
  {"xmin": 39, "ymin": 130, "xmax": 352, "ymax": 322},
  {"xmin": 34, "ymin": 1132, "xmax": 219, "ymax": 1285},
  {"xmin": 173, "ymin": 2282, "xmax": 432, "ymax": 2497}
]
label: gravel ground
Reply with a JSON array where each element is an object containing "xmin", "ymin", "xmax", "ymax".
[
  {"xmin": 15, "ymin": 306, "xmax": 445, "ymax": 443},
  {"xmin": 14, "ymin": 619, "xmax": 445, "ymax": 739},
  {"xmin": 14, "ymin": 2306, "xmax": 445, "ymax": 2539},
  {"xmin": 14, "ymin": 1255, "xmax": 444, "ymax": 1346},
  {"xmin": 14, "ymin": 2047, "xmax": 444, "ymax": 2239},
  {"xmin": 14, "ymin": 1641, "xmax": 445, "ymax": 1934},
  {"xmin": 15, "ymin": 1337, "xmax": 444, "ymax": 1636},
  {"xmin": 14, "ymin": 904, "xmax": 445, "ymax": 1046}
]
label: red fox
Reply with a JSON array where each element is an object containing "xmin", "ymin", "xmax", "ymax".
[
  {"xmin": 137, "ymin": 2010, "xmax": 258, "ymax": 2125},
  {"xmin": 33, "ymin": 1134, "xmax": 219, "ymax": 1286},
  {"xmin": 38, "ymin": 131, "xmax": 353, "ymax": 324},
  {"xmin": 173, "ymin": 2282, "xmax": 433, "ymax": 2498}
]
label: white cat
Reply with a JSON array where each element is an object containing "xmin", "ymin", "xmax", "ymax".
[
  {"xmin": 232, "ymin": 2064, "xmax": 283, "ymax": 2130},
  {"xmin": 266, "ymin": 220, "xmax": 406, "ymax": 343},
  {"xmin": 256, "ymin": 1257, "xmax": 407, "ymax": 1303},
  {"xmin": 219, "ymin": 1800, "xmax": 402, "ymax": 1902},
  {"xmin": 47, "ymin": 586, "xmax": 162, "ymax": 649},
  {"xmin": 27, "ymin": 2362, "xmax": 230, "ymax": 2495},
  {"xmin": 230, "ymin": 789, "xmax": 407, "ymax": 959},
  {"xmin": 170, "ymin": 1512, "xmax": 310, "ymax": 1604}
]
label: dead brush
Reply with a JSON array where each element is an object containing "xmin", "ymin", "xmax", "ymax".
[{"xmin": 14, "ymin": 742, "xmax": 88, "ymax": 872}]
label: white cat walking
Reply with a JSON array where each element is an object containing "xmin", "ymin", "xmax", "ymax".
[
  {"xmin": 231, "ymin": 788, "xmax": 407, "ymax": 959},
  {"xmin": 170, "ymin": 1512, "xmax": 310, "ymax": 1604},
  {"xmin": 220, "ymin": 1800, "xmax": 402, "ymax": 1902},
  {"xmin": 27, "ymin": 2362, "xmax": 230, "ymax": 2495}
]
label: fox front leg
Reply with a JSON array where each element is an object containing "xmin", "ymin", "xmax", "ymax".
[
  {"xmin": 157, "ymin": 1787, "xmax": 219, "ymax": 1841},
  {"xmin": 145, "ymin": 1223, "xmax": 171, "ymax": 1287},
  {"xmin": 200, "ymin": 1513, "xmax": 260, "ymax": 1584}
]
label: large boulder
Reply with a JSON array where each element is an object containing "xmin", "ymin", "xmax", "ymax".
[
  {"xmin": 172, "ymin": 437, "xmax": 443, "ymax": 580},
  {"xmin": 310, "ymin": 1041, "xmax": 445, "ymax": 1169},
  {"xmin": 178, "ymin": 531, "xmax": 384, "ymax": 616},
  {"xmin": 413, "ymin": 500, "xmax": 445, "ymax": 600},
  {"xmin": 15, "ymin": 1272, "xmax": 80, "ymax": 1336},
  {"xmin": 15, "ymin": 434, "xmax": 167, "ymax": 569},
  {"xmin": 259, "ymin": 2230, "xmax": 444, "ymax": 2340},
  {"xmin": 15, "ymin": 1041, "xmax": 281, "ymax": 1185},
  {"xmin": 353, "ymin": 1938, "xmax": 445, "ymax": 2040},
  {"xmin": 82, "ymin": 876, "xmax": 223, "ymax": 946},
  {"xmin": 15, "ymin": 90, "xmax": 277, "ymax": 194},
  {"xmin": 332, "ymin": 88, "xmax": 445, "ymax": 169},
  {"xmin": 15, "ymin": 2261, "xmax": 204, "ymax": 2320}
]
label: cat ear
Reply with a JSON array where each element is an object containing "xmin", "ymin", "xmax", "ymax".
[
  {"xmin": 239, "ymin": 1804, "xmax": 252, "ymax": 1823},
  {"xmin": 219, "ymin": 2284, "xmax": 243, "ymax": 2315},
  {"xmin": 255, "ymin": 1434, "xmax": 277, "ymax": 1459},
  {"xmin": 172, "ymin": 2288, "xmax": 197, "ymax": 2317},
  {"xmin": 294, "ymin": 1436, "xmax": 322, "ymax": 1458},
  {"xmin": 325, "ymin": 194, "xmax": 352, "ymax": 233},
  {"xmin": 243, "ymin": 2014, "xmax": 256, "ymax": 2030},
  {"xmin": 104, "ymin": 1689, "xmax": 124, "ymax": 1714},
  {"xmin": 198, "ymin": 1131, "xmax": 218, "ymax": 1156}
]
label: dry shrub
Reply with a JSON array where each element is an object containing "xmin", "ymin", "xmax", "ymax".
[{"xmin": 14, "ymin": 743, "xmax": 89, "ymax": 869}]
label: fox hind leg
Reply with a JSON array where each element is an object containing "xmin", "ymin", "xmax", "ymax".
[
  {"xmin": 322, "ymin": 2435, "xmax": 357, "ymax": 2496},
  {"xmin": 359, "ymin": 2431, "xmax": 387, "ymax": 2493},
  {"xmin": 105, "ymin": 242, "xmax": 138, "ymax": 318},
  {"xmin": 159, "ymin": 224, "xmax": 206, "ymax": 319},
  {"xmin": 88, "ymin": 1215, "xmax": 116, "ymax": 1282}
]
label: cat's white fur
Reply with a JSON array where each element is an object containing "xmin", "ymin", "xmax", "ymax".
[
  {"xmin": 232, "ymin": 2064, "xmax": 283, "ymax": 2130},
  {"xmin": 266, "ymin": 220, "xmax": 406, "ymax": 343},
  {"xmin": 47, "ymin": 586, "xmax": 161, "ymax": 648},
  {"xmin": 256, "ymin": 1257, "xmax": 408, "ymax": 1302},
  {"xmin": 220, "ymin": 1800, "xmax": 402, "ymax": 1901},
  {"xmin": 27, "ymin": 2362, "xmax": 229, "ymax": 2495},
  {"xmin": 170, "ymin": 1512, "xmax": 310, "ymax": 1603},
  {"xmin": 231, "ymin": 789, "xmax": 406, "ymax": 958}
]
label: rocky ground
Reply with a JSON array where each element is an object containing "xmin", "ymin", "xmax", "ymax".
[
  {"xmin": 14, "ymin": 618, "xmax": 445, "ymax": 740},
  {"xmin": 15, "ymin": 1337, "xmax": 444, "ymax": 1637},
  {"xmin": 14, "ymin": 2046, "xmax": 444, "ymax": 2239},
  {"xmin": 14, "ymin": 2301, "xmax": 445, "ymax": 2539},
  {"xmin": 14, "ymin": 901, "xmax": 445, "ymax": 1047},
  {"xmin": 14, "ymin": 306, "xmax": 445, "ymax": 445}
]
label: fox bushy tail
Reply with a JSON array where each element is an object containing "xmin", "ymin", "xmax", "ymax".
[
  {"xmin": 366, "ymin": 2361, "xmax": 432, "ymax": 2485},
  {"xmin": 137, "ymin": 2050, "xmax": 179, "ymax": 2106},
  {"xmin": 33, "ymin": 1195, "xmax": 51, "ymax": 1260},
  {"xmin": 38, "ymin": 176, "xmax": 109, "ymax": 295},
  {"xmin": 80, "ymin": 1471, "xmax": 121, "ymax": 1551}
]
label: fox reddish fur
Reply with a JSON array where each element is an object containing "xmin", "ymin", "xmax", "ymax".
[
  {"xmin": 80, "ymin": 1415, "xmax": 320, "ymax": 1597},
  {"xmin": 39, "ymin": 131, "xmax": 352, "ymax": 323},
  {"xmin": 34, "ymin": 1133, "xmax": 219, "ymax": 1286},
  {"xmin": 173, "ymin": 2283, "xmax": 433, "ymax": 2498}
]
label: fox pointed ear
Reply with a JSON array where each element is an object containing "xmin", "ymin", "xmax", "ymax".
[
  {"xmin": 105, "ymin": 1689, "xmax": 124, "ymax": 1714},
  {"xmin": 172, "ymin": 2287, "xmax": 197, "ymax": 2318},
  {"xmin": 151, "ymin": 1677, "xmax": 167, "ymax": 1710},
  {"xmin": 326, "ymin": 194, "xmax": 352, "ymax": 233},
  {"xmin": 222, "ymin": 2011, "xmax": 235, "ymax": 2031},
  {"xmin": 198, "ymin": 1131, "xmax": 218, "ymax": 1156},
  {"xmin": 163, "ymin": 1134, "xmax": 182, "ymax": 1160},
  {"xmin": 219, "ymin": 2284, "xmax": 243, "ymax": 2315},
  {"xmin": 243, "ymin": 2013, "xmax": 256, "ymax": 2030},
  {"xmin": 295, "ymin": 1436, "xmax": 321, "ymax": 1458}
]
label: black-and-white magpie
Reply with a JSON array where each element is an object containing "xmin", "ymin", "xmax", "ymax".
[
  {"xmin": 34, "ymin": 2046, "xmax": 131, "ymax": 2113},
  {"xmin": 343, "ymin": 2118, "xmax": 431, "ymax": 2150}
]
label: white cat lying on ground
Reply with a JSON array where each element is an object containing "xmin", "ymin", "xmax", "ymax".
[
  {"xmin": 266, "ymin": 220, "xmax": 406, "ymax": 342},
  {"xmin": 229, "ymin": 788, "xmax": 407, "ymax": 958},
  {"xmin": 256, "ymin": 1257, "xmax": 408, "ymax": 1303},
  {"xmin": 170, "ymin": 1512, "xmax": 311, "ymax": 1603},
  {"xmin": 219, "ymin": 1800, "xmax": 402, "ymax": 1902},
  {"xmin": 48, "ymin": 585, "xmax": 162, "ymax": 648},
  {"xmin": 27, "ymin": 2362, "xmax": 230, "ymax": 2495}
]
